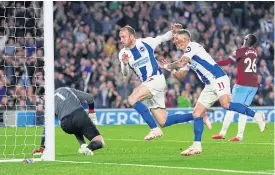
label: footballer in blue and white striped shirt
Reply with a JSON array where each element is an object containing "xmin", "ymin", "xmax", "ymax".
[
  {"xmin": 163, "ymin": 29, "xmax": 266, "ymax": 156},
  {"xmin": 118, "ymin": 25, "xmax": 212, "ymax": 142}
]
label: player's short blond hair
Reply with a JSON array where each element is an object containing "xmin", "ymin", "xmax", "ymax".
[
  {"xmin": 178, "ymin": 29, "xmax": 191, "ymax": 39},
  {"xmin": 120, "ymin": 25, "xmax": 136, "ymax": 36}
]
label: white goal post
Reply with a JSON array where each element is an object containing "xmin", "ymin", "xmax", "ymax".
[
  {"xmin": 42, "ymin": 1, "xmax": 55, "ymax": 162},
  {"xmin": 0, "ymin": 1, "xmax": 55, "ymax": 162}
]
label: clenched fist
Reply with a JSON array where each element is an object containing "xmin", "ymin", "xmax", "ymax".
[
  {"xmin": 171, "ymin": 23, "xmax": 182, "ymax": 34},
  {"xmin": 122, "ymin": 52, "xmax": 129, "ymax": 65}
]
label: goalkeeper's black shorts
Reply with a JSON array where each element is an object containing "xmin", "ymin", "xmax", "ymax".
[{"xmin": 60, "ymin": 108, "xmax": 100, "ymax": 140}]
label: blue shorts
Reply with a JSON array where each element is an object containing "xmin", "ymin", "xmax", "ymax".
[{"xmin": 231, "ymin": 84, "xmax": 258, "ymax": 106}]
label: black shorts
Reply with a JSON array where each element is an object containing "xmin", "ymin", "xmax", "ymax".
[{"xmin": 60, "ymin": 108, "xmax": 100, "ymax": 140}]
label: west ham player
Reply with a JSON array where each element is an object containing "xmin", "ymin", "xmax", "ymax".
[
  {"xmin": 32, "ymin": 87, "xmax": 103, "ymax": 156},
  {"xmin": 118, "ymin": 25, "xmax": 211, "ymax": 141},
  {"xmin": 212, "ymin": 34, "xmax": 260, "ymax": 142},
  {"xmin": 162, "ymin": 29, "xmax": 266, "ymax": 156}
]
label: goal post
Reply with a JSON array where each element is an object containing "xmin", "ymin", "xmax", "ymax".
[
  {"xmin": 0, "ymin": 1, "xmax": 55, "ymax": 162},
  {"xmin": 42, "ymin": 1, "xmax": 55, "ymax": 162}
]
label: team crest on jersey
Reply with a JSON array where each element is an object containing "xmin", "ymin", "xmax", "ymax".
[
  {"xmin": 139, "ymin": 46, "xmax": 145, "ymax": 52},
  {"xmin": 185, "ymin": 46, "xmax": 191, "ymax": 53}
]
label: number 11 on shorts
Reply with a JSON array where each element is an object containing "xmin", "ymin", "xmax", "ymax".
[{"xmin": 218, "ymin": 82, "xmax": 225, "ymax": 90}]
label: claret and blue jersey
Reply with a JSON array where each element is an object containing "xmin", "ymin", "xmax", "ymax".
[{"xmin": 182, "ymin": 42, "xmax": 227, "ymax": 84}]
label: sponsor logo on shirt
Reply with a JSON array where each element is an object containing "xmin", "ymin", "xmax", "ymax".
[{"xmin": 132, "ymin": 57, "xmax": 149, "ymax": 68}]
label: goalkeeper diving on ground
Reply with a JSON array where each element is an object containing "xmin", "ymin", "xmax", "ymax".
[{"xmin": 32, "ymin": 87, "xmax": 104, "ymax": 156}]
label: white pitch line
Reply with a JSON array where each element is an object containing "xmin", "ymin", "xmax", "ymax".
[
  {"xmin": 105, "ymin": 138, "xmax": 274, "ymax": 145},
  {"xmin": 55, "ymin": 160, "xmax": 274, "ymax": 175}
]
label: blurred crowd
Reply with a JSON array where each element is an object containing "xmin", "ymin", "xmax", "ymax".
[
  {"xmin": 0, "ymin": 1, "xmax": 274, "ymax": 111},
  {"xmin": 53, "ymin": 1, "xmax": 274, "ymax": 108},
  {"xmin": 0, "ymin": 1, "xmax": 44, "ymax": 112}
]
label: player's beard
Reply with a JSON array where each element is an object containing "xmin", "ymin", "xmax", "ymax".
[{"xmin": 126, "ymin": 37, "xmax": 134, "ymax": 49}]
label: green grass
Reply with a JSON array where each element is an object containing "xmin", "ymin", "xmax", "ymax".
[{"xmin": 0, "ymin": 123, "xmax": 273, "ymax": 175}]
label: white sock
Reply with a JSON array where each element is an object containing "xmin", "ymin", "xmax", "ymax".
[
  {"xmin": 220, "ymin": 111, "xmax": 235, "ymax": 136},
  {"xmin": 193, "ymin": 141, "xmax": 201, "ymax": 147},
  {"xmin": 237, "ymin": 114, "xmax": 247, "ymax": 138}
]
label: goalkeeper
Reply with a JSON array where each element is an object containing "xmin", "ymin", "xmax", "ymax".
[{"xmin": 32, "ymin": 87, "xmax": 104, "ymax": 156}]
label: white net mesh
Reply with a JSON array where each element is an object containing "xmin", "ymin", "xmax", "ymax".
[{"xmin": 0, "ymin": 1, "xmax": 44, "ymax": 160}]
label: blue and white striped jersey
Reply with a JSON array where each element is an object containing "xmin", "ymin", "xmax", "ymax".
[
  {"xmin": 119, "ymin": 31, "xmax": 172, "ymax": 82},
  {"xmin": 182, "ymin": 42, "xmax": 227, "ymax": 84}
]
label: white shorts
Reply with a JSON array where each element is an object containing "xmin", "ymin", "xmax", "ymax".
[
  {"xmin": 142, "ymin": 74, "xmax": 166, "ymax": 110},
  {"xmin": 197, "ymin": 76, "xmax": 231, "ymax": 108}
]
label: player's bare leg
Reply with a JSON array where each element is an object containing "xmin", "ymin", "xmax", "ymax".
[
  {"xmin": 149, "ymin": 108, "xmax": 211, "ymax": 142},
  {"xmin": 151, "ymin": 108, "xmax": 167, "ymax": 127},
  {"xmin": 128, "ymin": 84, "xmax": 163, "ymax": 141},
  {"xmin": 202, "ymin": 112, "xmax": 212, "ymax": 129},
  {"xmin": 219, "ymin": 94, "xmax": 266, "ymax": 132},
  {"xmin": 181, "ymin": 103, "xmax": 207, "ymax": 156},
  {"xmin": 152, "ymin": 108, "xmax": 212, "ymax": 130}
]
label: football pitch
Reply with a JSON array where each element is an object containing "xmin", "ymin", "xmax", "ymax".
[{"xmin": 0, "ymin": 123, "xmax": 274, "ymax": 175}]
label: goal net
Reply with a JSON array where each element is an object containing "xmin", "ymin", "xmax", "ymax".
[{"xmin": 0, "ymin": 1, "xmax": 54, "ymax": 162}]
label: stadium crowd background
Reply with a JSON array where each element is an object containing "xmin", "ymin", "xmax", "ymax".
[{"xmin": 0, "ymin": 1, "xmax": 274, "ymax": 111}]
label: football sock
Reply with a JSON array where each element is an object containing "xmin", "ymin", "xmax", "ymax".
[
  {"xmin": 75, "ymin": 134, "xmax": 86, "ymax": 145},
  {"xmin": 163, "ymin": 113, "xmax": 193, "ymax": 127},
  {"xmin": 237, "ymin": 114, "xmax": 247, "ymax": 138},
  {"xmin": 133, "ymin": 102, "xmax": 157, "ymax": 129},
  {"xmin": 88, "ymin": 140, "xmax": 103, "ymax": 151},
  {"xmin": 229, "ymin": 102, "xmax": 255, "ymax": 117},
  {"xmin": 41, "ymin": 127, "xmax": 45, "ymax": 148},
  {"xmin": 194, "ymin": 117, "xmax": 204, "ymax": 141},
  {"xmin": 40, "ymin": 136, "xmax": 45, "ymax": 148},
  {"xmin": 39, "ymin": 147, "xmax": 45, "ymax": 152},
  {"xmin": 220, "ymin": 111, "xmax": 235, "ymax": 136}
]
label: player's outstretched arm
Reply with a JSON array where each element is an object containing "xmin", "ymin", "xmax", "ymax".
[
  {"xmin": 152, "ymin": 23, "xmax": 183, "ymax": 46},
  {"xmin": 217, "ymin": 48, "xmax": 241, "ymax": 66},
  {"xmin": 216, "ymin": 57, "xmax": 233, "ymax": 66},
  {"xmin": 141, "ymin": 23, "xmax": 182, "ymax": 51},
  {"xmin": 159, "ymin": 59, "xmax": 189, "ymax": 81},
  {"xmin": 155, "ymin": 30, "xmax": 173, "ymax": 43},
  {"xmin": 142, "ymin": 30, "xmax": 173, "ymax": 50},
  {"xmin": 173, "ymin": 69, "xmax": 189, "ymax": 81},
  {"xmin": 165, "ymin": 56, "xmax": 190, "ymax": 70},
  {"xmin": 165, "ymin": 60, "xmax": 182, "ymax": 70}
]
